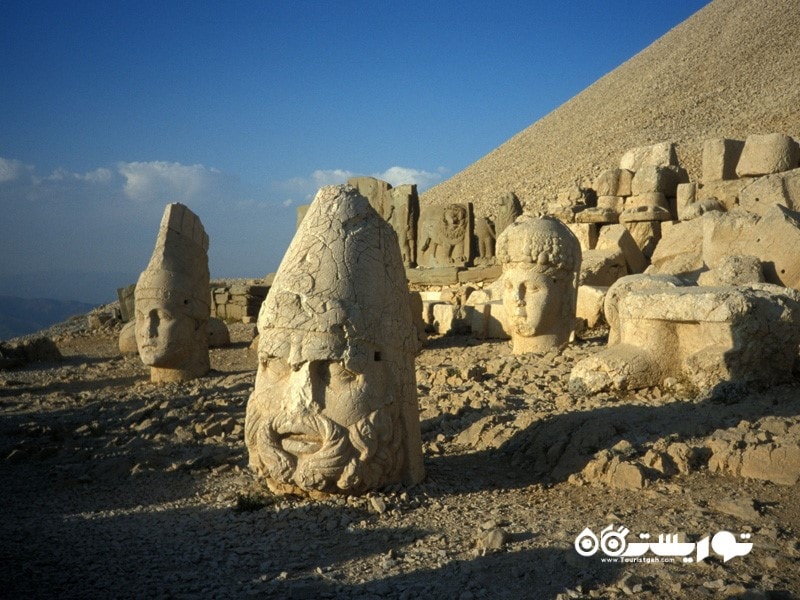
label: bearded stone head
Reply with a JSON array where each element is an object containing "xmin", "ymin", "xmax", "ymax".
[{"xmin": 245, "ymin": 185, "xmax": 424, "ymax": 496}]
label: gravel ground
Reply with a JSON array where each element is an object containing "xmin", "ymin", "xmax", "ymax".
[{"xmin": 1, "ymin": 315, "xmax": 799, "ymax": 599}]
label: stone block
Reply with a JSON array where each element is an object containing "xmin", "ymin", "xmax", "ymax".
[
  {"xmin": 208, "ymin": 317, "xmax": 231, "ymax": 347},
  {"xmin": 118, "ymin": 321, "xmax": 137, "ymax": 354},
  {"xmin": 623, "ymin": 220, "xmax": 662, "ymax": 258},
  {"xmin": 408, "ymin": 291, "xmax": 427, "ymax": 347},
  {"xmin": 697, "ymin": 255, "xmax": 764, "ymax": 286},
  {"xmin": 702, "ymin": 138, "xmax": 744, "ymax": 182},
  {"xmin": 648, "ymin": 219, "xmax": 705, "ymax": 278},
  {"xmin": 406, "ymin": 267, "xmax": 461, "ymax": 286},
  {"xmin": 620, "ymin": 142, "xmax": 678, "ymax": 171},
  {"xmin": 696, "ymin": 178, "xmax": 754, "ymax": 211},
  {"xmin": 739, "ymin": 167, "xmax": 800, "ymax": 216},
  {"xmin": 567, "ymin": 223, "xmax": 599, "ymax": 251},
  {"xmin": 631, "ymin": 165, "xmax": 687, "ymax": 196},
  {"xmin": 594, "ymin": 168, "xmax": 633, "ymax": 197},
  {"xmin": 676, "ymin": 183, "xmax": 697, "ymax": 221},
  {"xmin": 579, "ymin": 248, "xmax": 627, "ymax": 287},
  {"xmin": 116, "ymin": 284, "xmax": 136, "ymax": 323},
  {"xmin": 701, "ymin": 211, "xmax": 761, "ymax": 269},
  {"xmin": 432, "ymin": 304, "xmax": 470, "ymax": 335},
  {"xmin": 458, "ymin": 264, "xmax": 502, "ymax": 283},
  {"xmin": 470, "ymin": 302, "xmax": 510, "ymax": 340},
  {"xmin": 596, "ymin": 224, "xmax": 648, "ymax": 274},
  {"xmin": 571, "ymin": 283, "xmax": 800, "ymax": 392},
  {"xmin": 576, "ymin": 285, "xmax": 608, "ymax": 329},
  {"xmin": 736, "ymin": 133, "xmax": 800, "ymax": 177}
]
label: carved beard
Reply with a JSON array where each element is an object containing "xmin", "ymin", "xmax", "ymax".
[
  {"xmin": 246, "ymin": 403, "xmax": 401, "ymax": 495},
  {"xmin": 440, "ymin": 209, "xmax": 467, "ymax": 242}
]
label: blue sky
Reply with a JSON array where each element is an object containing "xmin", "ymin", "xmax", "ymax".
[{"xmin": 0, "ymin": 0, "xmax": 710, "ymax": 303}]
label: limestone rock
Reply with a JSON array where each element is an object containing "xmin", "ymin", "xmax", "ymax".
[
  {"xmin": 702, "ymin": 138, "xmax": 744, "ymax": 182},
  {"xmin": 579, "ymin": 248, "xmax": 627, "ymax": 287},
  {"xmin": 619, "ymin": 142, "xmax": 678, "ymax": 172},
  {"xmin": 572, "ymin": 283, "xmax": 800, "ymax": 392},
  {"xmin": 245, "ymin": 184, "xmax": 424, "ymax": 496},
  {"xmin": 596, "ymin": 224, "xmax": 648, "ymax": 274},
  {"xmin": 736, "ymin": 133, "xmax": 800, "ymax": 177}
]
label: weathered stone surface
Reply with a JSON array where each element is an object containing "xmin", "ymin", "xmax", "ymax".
[
  {"xmin": 575, "ymin": 207, "xmax": 618, "ymax": 224},
  {"xmin": 469, "ymin": 302, "xmax": 510, "ymax": 340},
  {"xmin": 432, "ymin": 304, "xmax": 470, "ymax": 335},
  {"xmin": 596, "ymin": 224, "xmax": 648, "ymax": 274},
  {"xmin": 579, "ymin": 248, "xmax": 627, "ymax": 287},
  {"xmin": 676, "ymin": 182, "xmax": 697, "ymax": 220},
  {"xmin": 696, "ymin": 177, "xmax": 755, "ymax": 211},
  {"xmin": 648, "ymin": 218, "xmax": 705, "ymax": 277},
  {"xmin": 681, "ymin": 197, "xmax": 724, "ymax": 221},
  {"xmin": 623, "ymin": 220, "xmax": 662, "ymax": 258},
  {"xmin": 135, "ymin": 203, "xmax": 210, "ymax": 384},
  {"xmin": 406, "ymin": 267, "xmax": 461, "ymax": 286},
  {"xmin": 697, "ymin": 255, "xmax": 764, "ymax": 286},
  {"xmin": 457, "ymin": 264, "xmax": 502, "ymax": 283},
  {"xmin": 604, "ymin": 274, "xmax": 691, "ymax": 346},
  {"xmin": 571, "ymin": 283, "xmax": 800, "ymax": 392},
  {"xmin": 593, "ymin": 168, "xmax": 633, "ymax": 197},
  {"xmin": 738, "ymin": 167, "xmax": 800, "ymax": 216},
  {"xmin": 620, "ymin": 192, "xmax": 673, "ymax": 222},
  {"xmin": 245, "ymin": 184, "xmax": 424, "ymax": 496},
  {"xmin": 386, "ymin": 184, "xmax": 419, "ymax": 267},
  {"xmin": 408, "ymin": 291, "xmax": 428, "ymax": 346},
  {"xmin": 116, "ymin": 284, "xmax": 136, "ymax": 323},
  {"xmin": 0, "ymin": 337, "xmax": 62, "ymax": 370},
  {"xmin": 417, "ymin": 204, "xmax": 472, "ymax": 268},
  {"xmin": 208, "ymin": 317, "xmax": 231, "ymax": 347},
  {"xmin": 347, "ymin": 176, "xmax": 392, "ymax": 218},
  {"xmin": 631, "ymin": 165, "xmax": 687, "ymax": 196},
  {"xmin": 296, "ymin": 204, "xmax": 310, "ymax": 229},
  {"xmin": 702, "ymin": 138, "xmax": 745, "ymax": 182},
  {"xmin": 493, "ymin": 192, "xmax": 522, "ymax": 235},
  {"xmin": 496, "ymin": 216, "xmax": 581, "ymax": 354},
  {"xmin": 619, "ymin": 142, "xmax": 678, "ymax": 172},
  {"xmin": 703, "ymin": 205, "xmax": 800, "ymax": 289},
  {"xmin": 474, "ymin": 217, "xmax": 496, "ymax": 264},
  {"xmin": 567, "ymin": 223, "xmax": 598, "ymax": 252},
  {"xmin": 736, "ymin": 133, "xmax": 800, "ymax": 177},
  {"xmin": 576, "ymin": 285, "xmax": 607, "ymax": 329},
  {"xmin": 118, "ymin": 321, "xmax": 137, "ymax": 355}
]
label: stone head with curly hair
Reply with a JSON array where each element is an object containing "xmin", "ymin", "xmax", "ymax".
[{"xmin": 496, "ymin": 216, "xmax": 582, "ymax": 354}]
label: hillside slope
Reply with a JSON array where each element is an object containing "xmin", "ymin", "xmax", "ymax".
[
  {"xmin": 422, "ymin": 0, "xmax": 800, "ymax": 216},
  {"xmin": 0, "ymin": 296, "xmax": 95, "ymax": 340}
]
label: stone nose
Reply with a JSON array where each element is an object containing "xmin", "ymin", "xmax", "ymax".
[
  {"xmin": 286, "ymin": 362, "xmax": 318, "ymax": 412},
  {"xmin": 146, "ymin": 310, "xmax": 160, "ymax": 339}
]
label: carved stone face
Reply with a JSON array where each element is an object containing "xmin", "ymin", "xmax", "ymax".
[
  {"xmin": 501, "ymin": 265, "xmax": 564, "ymax": 337},
  {"xmin": 244, "ymin": 184, "xmax": 424, "ymax": 496},
  {"xmin": 247, "ymin": 341, "xmax": 400, "ymax": 494},
  {"xmin": 496, "ymin": 216, "xmax": 581, "ymax": 354},
  {"xmin": 134, "ymin": 296, "xmax": 198, "ymax": 368}
]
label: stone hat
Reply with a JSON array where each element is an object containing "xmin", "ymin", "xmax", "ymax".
[
  {"xmin": 258, "ymin": 185, "xmax": 415, "ymax": 368},
  {"xmin": 135, "ymin": 203, "xmax": 210, "ymax": 319},
  {"xmin": 496, "ymin": 215, "xmax": 581, "ymax": 275}
]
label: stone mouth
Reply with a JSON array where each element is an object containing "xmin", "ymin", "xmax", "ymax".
[
  {"xmin": 279, "ymin": 433, "xmax": 322, "ymax": 455},
  {"xmin": 273, "ymin": 417, "xmax": 324, "ymax": 456}
]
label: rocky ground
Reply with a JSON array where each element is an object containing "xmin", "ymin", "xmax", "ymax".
[{"xmin": 1, "ymin": 311, "xmax": 799, "ymax": 599}]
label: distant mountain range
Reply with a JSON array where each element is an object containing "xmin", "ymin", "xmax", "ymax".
[{"xmin": 0, "ymin": 295, "xmax": 96, "ymax": 341}]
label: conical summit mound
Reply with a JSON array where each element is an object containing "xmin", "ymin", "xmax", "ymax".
[{"xmin": 422, "ymin": 0, "xmax": 800, "ymax": 215}]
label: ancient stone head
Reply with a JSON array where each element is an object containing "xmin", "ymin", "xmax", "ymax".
[
  {"xmin": 134, "ymin": 203, "xmax": 210, "ymax": 383},
  {"xmin": 245, "ymin": 185, "xmax": 424, "ymax": 496},
  {"xmin": 496, "ymin": 216, "xmax": 581, "ymax": 354}
]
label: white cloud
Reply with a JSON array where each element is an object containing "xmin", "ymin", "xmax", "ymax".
[
  {"xmin": 282, "ymin": 198, "xmax": 295, "ymax": 207},
  {"xmin": 48, "ymin": 167, "xmax": 113, "ymax": 183},
  {"xmin": 0, "ymin": 157, "xmax": 34, "ymax": 183},
  {"xmin": 117, "ymin": 161, "xmax": 224, "ymax": 203},
  {"xmin": 374, "ymin": 166, "xmax": 446, "ymax": 190},
  {"xmin": 276, "ymin": 165, "xmax": 447, "ymax": 205}
]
